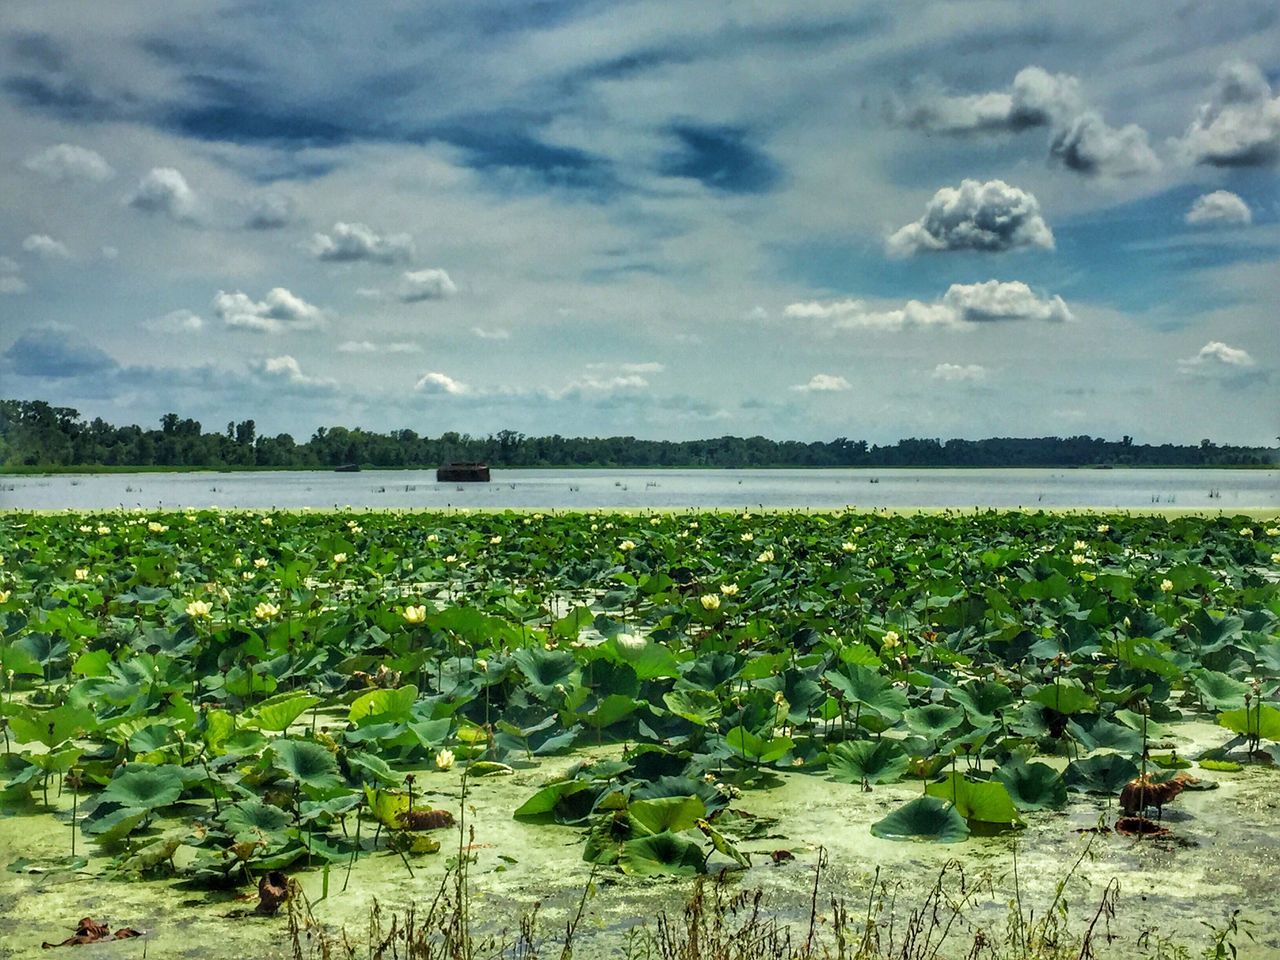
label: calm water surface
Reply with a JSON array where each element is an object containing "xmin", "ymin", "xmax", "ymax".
[{"xmin": 1, "ymin": 467, "xmax": 1276, "ymax": 510}]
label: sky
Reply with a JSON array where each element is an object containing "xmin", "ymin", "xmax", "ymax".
[{"xmin": 0, "ymin": 1, "xmax": 1277, "ymax": 446}]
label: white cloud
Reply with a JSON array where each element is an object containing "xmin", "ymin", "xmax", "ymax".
[
  {"xmin": 886, "ymin": 179, "xmax": 1054, "ymax": 256},
  {"xmin": 932, "ymin": 363, "xmax": 987, "ymax": 382},
  {"xmin": 1185, "ymin": 190, "xmax": 1252, "ymax": 227},
  {"xmin": 101, "ymin": 246, "xmax": 119, "ymax": 260},
  {"xmin": 1179, "ymin": 340, "xmax": 1255, "ymax": 370},
  {"xmin": 415, "ymin": 371, "xmax": 471, "ymax": 395},
  {"xmin": 899, "ymin": 66, "xmax": 1083, "ymax": 133},
  {"xmin": 1048, "ymin": 112, "xmax": 1160, "ymax": 177},
  {"xmin": 941, "ymin": 280, "xmax": 1073, "ymax": 324},
  {"xmin": 399, "ymin": 268, "xmax": 458, "ymax": 302},
  {"xmin": 899, "ymin": 67, "xmax": 1157, "ymax": 177},
  {"xmin": 23, "ymin": 144, "xmax": 115, "ymax": 183},
  {"xmin": 472, "ymin": 327, "xmax": 511, "ymax": 340},
  {"xmin": 21, "ymin": 234, "xmax": 71, "ymax": 259},
  {"xmin": 791, "ymin": 373, "xmax": 851, "ymax": 392},
  {"xmin": 127, "ymin": 167, "xmax": 197, "ymax": 220},
  {"xmin": 144, "ymin": 309, "xmax": 205, "ymax": 333},
  {"xmin": 256, "ymin": 354, "xmax": 337, "ymax": 389},
  {"xmin": 0, "ymin": 257, "xmax": 27, "ymax": 295},
  {"xmin": 310, "ymin": 222, "xmax": 414, "ymax": 263},
  {"xmin": 337, "ymin": 340, "xmax": 422, "ymax": 353},
  {"xmin": 784, "ymin": 280, "xmax": 1071, "ymax": 331},
  {"xmin": 245, "ymin": 193, "xmax": 295, "ymax": 230},
  {"xmin": 213, "ymin": 287, "xmax": 325, "ymax": 334},
  {"xmin": 1178, "ymin": 60, "xmax": 1280, "ymax": 167}
]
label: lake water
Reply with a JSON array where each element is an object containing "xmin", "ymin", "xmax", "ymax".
[{"xmin": 1, "ymin": 467, "xmax": 1275, "ymax": 511}]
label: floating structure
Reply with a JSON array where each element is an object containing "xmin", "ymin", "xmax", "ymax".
[
  {"xmin": 333, "ymin": 463, "xmax": 361, "ymax": 473},
  {"xmin": 436, "ymin": 462, "xmax": 491, "ymax": 482}
]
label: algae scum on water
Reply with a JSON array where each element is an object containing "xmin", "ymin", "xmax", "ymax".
[{"xmin": 1, "ymin": 509, "xmax": 1279, "ymax": 958}]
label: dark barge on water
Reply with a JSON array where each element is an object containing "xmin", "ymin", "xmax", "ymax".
[{"xmin": 436, "ymin": 462, "xmax": 491, "ymax": 482}]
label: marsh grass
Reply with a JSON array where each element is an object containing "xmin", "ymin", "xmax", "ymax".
[{"xmin": 284, "ymin": 837, "xmax": 1238, "ymax": 960}]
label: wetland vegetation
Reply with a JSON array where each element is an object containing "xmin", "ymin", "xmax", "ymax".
[{"xmin": 1, "ymin": 508, "xmax": 1278, "ymax": 957}]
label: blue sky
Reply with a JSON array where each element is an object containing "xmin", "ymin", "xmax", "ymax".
[{"xmin": 0, "ymin": 1, "xmax": 1277, "ymax": 444}]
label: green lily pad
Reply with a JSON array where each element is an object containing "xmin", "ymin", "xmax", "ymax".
[
  {"xmin": 870, "ymin": 795, "xmax": 970, "ymax": 843},
  {"xmin": 828, "ymin": 739, "xmax": 909, "ymax": 785}
]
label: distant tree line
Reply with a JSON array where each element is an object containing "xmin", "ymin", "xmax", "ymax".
[{"xmin": 1, "ymin": 399, "xmax": 1275, "ymax": 471}]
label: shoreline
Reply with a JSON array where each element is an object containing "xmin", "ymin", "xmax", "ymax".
[{"xmin": 3, "ymin": 462, "xmax": 1277, "ymax": 476}]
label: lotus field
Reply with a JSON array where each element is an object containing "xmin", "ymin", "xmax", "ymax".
[{"xmin": 2, "ymin": 508, "xmax": 1279, "ymax": 950}]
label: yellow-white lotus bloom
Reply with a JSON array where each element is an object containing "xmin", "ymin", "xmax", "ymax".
[
  {"xmin": 489, "ymin": 536, "xmax": 502, "ymax": 544},
  {"xmin": 619, "ymin": 539, "xmax": 636, "ymax": 552},
  {"xmin": 1240, "ymin": 527, "xmax": 1254, "ymax": 538},
  {"xmin": 841, "ymin": 541, "xmax": 856, "ymax": 553},
  {"xmin": 700, "ymin": 593, "xmax": 721, "ymax": 610},
  {"xmin": 253, "ymin": 601, "xmax": 280, "ymax": 621},
  {"xmin": 1073, "ymin": 540, "xmax": 1088, "ymax": 551},
  {"xmin": 242, "ymin": 571, "xmax": 254, "ymax": 581},
  {"xmin": 261, "ymin": 516, "xmax": 273, "ymax": 526},
  {"xmin": 1160, "ymin": 578, "xmax": 1174, "ymax": 592},
  {"xmin": 1265, "ymin": 527, "xmax": 1279, "ymax": 537},
  {"xmin": 435, "ymin": 748, "xmax": 455, "ymax": 771},
  {"xmin": 881, "ymin": 630, "xmax": 901, "ymax": 649},
  {"xmin": 719, "ymin": 583, "xmax": 739, "ymax": 596},
  {"xmin": 148, "ymin": 521, "xmax": 168, "ymax": 533},
  {"xmin": 1272, "ymin": 553, "xmax": 1280, "ymax": 564},
  {"xmin": 756, "ymin": 549, "xmax": 774, "ymax": 564},
  {"xmin": 427, "ymin": 533, "xmax": 439, "ymax": 542},
  {"xmin": 96, "ymin": 525, "xmax": 111, "ymax": 535},
  {"xmin": 79, "ymin": 525, "xmax": 93, "ymax": 533},
  {"xmin": 1071, "ymin": 554, "xmax": 1089, "ymax": 565},
  {"xmin": 853, "ymin": 525, "xmax": 865, "ymax": 534},
  {"xmin": 333, "ymin": 552, "xmax": 348, "ymax": 564},
  {"xmin": 186, "ymin": 599, "xmax": 212, "ymax": 619},
  {"xmin": 74, "ymin": 568, "xmax": 89, "ymax": 581},
  {"xmin": 403, "ymin": 604, "xmax": 427, "ymax": 624},
  {"xmin": 650, "ymin": 517, "xmax": 661, "ymax": 526},
  {"xmin": 1097, "ymin": 524, "xmax": 1111, "ymax": 533},
  {"xmin": 444, "ymin": 554, "xmax": 458, "ymax": 563},
  {"xmin": 615, "ymin": 633, "xmax": 646, "ymax": 653},
  {"xmin": 740, "ymin": 532, "xmax": 754, "ymax": 542},
  {"xmin": 474, "ymin": 658, "xmax": 488, "ymax": 672},
  {"xmin": 254, "ymin": 557, "xmax": 269, "ymax": 569},
  {"xmin": 0, "ymin": 590, "xmax": 10, "ymax": 604}
]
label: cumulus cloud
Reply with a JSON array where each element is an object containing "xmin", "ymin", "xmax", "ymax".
[
  {"xmin": 127, "ymin": 167, "xmax": 197, "ymax": 220},
  {"xmin": 213, "ymin": 287, "xmax": 324, "ymax": 334},
  {"xmin": 472, "ymin": 327, "xmax": 511, "ymax": 340},
  {"xmin": 415, "ymin": 371, "xmax": 471, "ymax": 395},
  {"xmin": 337, "ymin": 340, "xmax": 422, "ymax": 353},
  {"xmin": 1185, "ymin": 190, "xmax": 1252, "ymax": 227},
  {"xmin": 932, "ymin": 363, "xmax": 987, "ymax": 382},
  {"xmin": 255, "ymin": 354, "xmax": 337, "ymax": 390},
  {"xmin": 310, "ymin": 222, "xmax": 414, "ymax": 263},
  {"xmin": 2, "ymin": 327, "xmax": 117, "ymax": 377},
  {"xmin": 21, "ymin": 234, "xmax": 71, "ymax": 259},
  {"xmin": 398, "ymin": 268, "xmax": 458, "ymax": 302},
  {"xmin": 886, "ymin": 179, "xmax": 1054, "ymax": 256},
  {"xmin": 899, "ymin": 67, "xmax": 1157, "ymax": 177},
  {"xmin": 143, "ymin": 309, "xmax": 205, "ymax": 333},
  {"xmin": 1049, "ymin": 112, "xmax": 1160, "ymax": 177},
  {"xmin": 898, "ymin": 66, "xmax": 1083, "ymax": 133},
  {"xmin": 1178, "ymin": 340, "xmax": 1255, "ymax": 371},
  {"xmin": 791, "ymin": 373, "xmax": 852, "ymax": 392},
  {"xmin": 784, "ymin": 280, "xmax": 1071, "ymax": 331},
  {"xmin": 1178, "ymin": 60, "xmax": 1280, "ymax": 167},
  {"xmin": 23, "ymin": 143, "xmax": 115, "ymax": 182},
  {"xmin": 0, "ymin": 257, "xmax": 28, "ymax": 295},
  {"xmin": 244, "ymin": 193, "xmax": 295, "ymax": 230}
]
